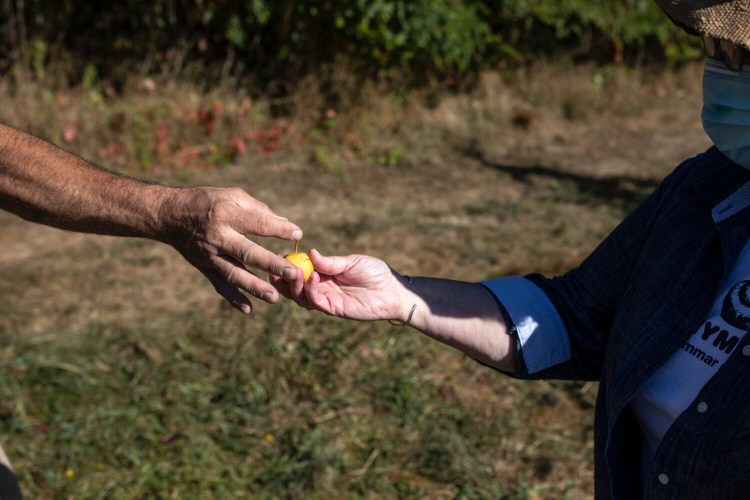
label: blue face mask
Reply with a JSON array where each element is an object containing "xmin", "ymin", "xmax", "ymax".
[{"xmin": 702, "ymin": 59, "xmax": 750, "ymax": 169}]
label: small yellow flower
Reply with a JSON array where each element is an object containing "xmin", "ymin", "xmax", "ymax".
[
  {"xmin": 264, "ymin": 433, "xmax": 274, "ymax": 442},
  {"xmin": 65, "ymin": 469, "xmax": 74, "ymax": 478}
]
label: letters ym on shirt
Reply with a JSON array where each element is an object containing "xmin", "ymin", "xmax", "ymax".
[
  {"xmin": 683, "ymin": 320, "xmax": 740, "ymax": 368},
  {"xmin": 682, "ymin": 321, "xmax": 740, "ymax": 367},
  {"xmin": 701, "ymin": 321, "xmax": 740, "ymax": 354},
  {"xmin": 680, "ymin": 279, "xmax": 750, "ymax": 369}
]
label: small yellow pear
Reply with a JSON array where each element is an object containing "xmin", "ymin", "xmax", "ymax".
[{"xmin": 283, "ymin": 241, "xmax": 314, "ymax": 281}]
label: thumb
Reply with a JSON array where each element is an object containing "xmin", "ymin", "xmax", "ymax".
[{"xmin": 308, "ymin": 249, "xmax": 355, "ymax": 276}]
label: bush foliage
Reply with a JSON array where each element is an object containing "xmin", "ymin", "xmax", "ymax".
[{"xmin": 0, "ymin": 0, "xmax": 700, "ymax": 88}]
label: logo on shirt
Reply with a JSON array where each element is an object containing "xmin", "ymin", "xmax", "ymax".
[
  {"xmin": 681, "ymin": 280, "xmax": 750, "ymax": 368},
  {"xmin": 721, "ymin": 280, "xmax": 750, "ymax": 332}
]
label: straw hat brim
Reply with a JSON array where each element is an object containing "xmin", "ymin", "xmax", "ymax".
[{"xmin": 653, "ymin": 0, "xmax": 750, "ymax": 49}]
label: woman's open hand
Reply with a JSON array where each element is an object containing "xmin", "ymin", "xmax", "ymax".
[{"xmin": 272, "ymin": 250, "xmax": 407, "ymax": 322}]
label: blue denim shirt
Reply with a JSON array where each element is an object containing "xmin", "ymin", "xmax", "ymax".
[{"xmin": 482, "ymin": 147, "xmax": 750, "ymax": 499}]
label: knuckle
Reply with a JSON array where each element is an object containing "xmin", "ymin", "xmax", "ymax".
[
  {"xmin": 237, "ymin": 245, "xmax": 260, "ymax": 265},
  {"xmin": 255, "ymin": 200, "xmax": 272, "ymax": 213},
  {"xmin": 201, "ymin": 230, "xmax": 226, "ymax": 253},
  {"xmin": 209, "ymin": 201, "xmax": 233, "ymax": 223},
  {"xmin": 239, "ymin": 277, "xmax": 265, "ymax": 298},
  {"xmin": 228, "ymin": 186, "xmax": 247, "ymax": 198},
  {"xmin": 251, "ymin": 216, "xmax": 273, "ymax": 235},
  {"xmin": 222, "ymin": 266, "xmax": 244, "ymax": 286}
]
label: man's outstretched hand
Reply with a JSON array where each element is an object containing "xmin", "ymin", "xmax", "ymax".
[
  {"xmin": 0, "ymin": 122, "xmax": 303, "ymax": 315},
  {"xmin": 160, "ymin": 186, "xmax": 303, "ymax": 314}
]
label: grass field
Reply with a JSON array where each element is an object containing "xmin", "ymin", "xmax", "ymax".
[{"xmin": 0, "ymin": 61, "xmax": 709, "ymax": 498}]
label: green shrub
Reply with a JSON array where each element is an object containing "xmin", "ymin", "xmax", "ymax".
[{"xmin": 0, "ymin": 0, "xmax": 700, "ymax": 89}]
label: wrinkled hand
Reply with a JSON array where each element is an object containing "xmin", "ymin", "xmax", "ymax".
[
  {"xmin": 272, "ymin": 249, "xmax": 404, "ymax": 322},
  {"xmin": 160, "ymin": 186, "xmax": 302, "ymax": 314}
]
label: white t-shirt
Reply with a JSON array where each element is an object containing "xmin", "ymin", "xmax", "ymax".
[{"xmin": 631, "ymin": 238, "xmax": 750, "ymax": 470}]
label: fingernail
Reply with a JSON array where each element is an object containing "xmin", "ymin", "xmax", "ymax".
[
  {"xmin": 292, "ymin": 229, "xmax": 303, "ymax": 240},
  {"xmin": 240, "ymin": 304, "xmax": 251, "ymax": 315},
  {"xmin": 262, "ymin": 291, "xmax": 274, "ymax": 302},
  {"xmin": 282, "ymin": 266, "xmax": 297, "ymax": 280}
]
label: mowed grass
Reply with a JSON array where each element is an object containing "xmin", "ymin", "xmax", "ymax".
[{"xmin": 0, "ymin": 62, "xmax": 707, "ymax": 498}]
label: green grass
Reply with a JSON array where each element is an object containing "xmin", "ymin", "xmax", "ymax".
[{"xmin": 0, "ymin": 302, "xmax": 594, "ymax": 498}]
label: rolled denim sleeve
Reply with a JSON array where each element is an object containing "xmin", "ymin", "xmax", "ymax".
[{"xmin": 481, "ymin": 276, "xmax": 571, "ymax": 374}]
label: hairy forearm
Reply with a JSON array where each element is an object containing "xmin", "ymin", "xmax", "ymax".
[
  {"xmin": 394, "ymin": 276, "xmax": 515, "ymax": 372},
  {"xmin": 0, "ymin": 123, "xmax": 175, "ymax": 239}
]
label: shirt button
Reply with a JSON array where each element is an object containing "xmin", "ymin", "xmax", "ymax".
[
  {"xmin": 658, "ymin": 473, "xmax": 670, "ymax": 485},
  {"xmin": 697, "ymin": 402, "xmax": 709, "ymax": 413},
  {"xmin": 743, "ymin": 345, "xmax": 750, "ymax": 356}
]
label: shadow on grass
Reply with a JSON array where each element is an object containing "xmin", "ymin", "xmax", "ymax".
[{"xmin": 467, "ymin": 150, "xmax": 662, "ymax": 213}]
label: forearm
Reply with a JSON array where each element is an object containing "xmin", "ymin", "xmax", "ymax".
[
  {"xmin": 0, "ymin": 123, "xmax": 175, "ymax": 239},
  {"xmin": 393, "ymin": 276, "xmax": 515, "ymax": 372}
]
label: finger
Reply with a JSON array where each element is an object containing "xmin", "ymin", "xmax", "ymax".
[
  {"xmin": 228, "ymin": 188, "xmax": 282, "ymax": 216},
  {"xmin": 302, "ymin": 271, "xmax": 320, "ymax": 301},
  {"xmin": 270, "ymin": 274, "xmax": 293, "ymax": 300},
  {"xmin": 303, "ymin": 272, "xmax": 324, "ymax": 308},
  {"xmin": 304, "ymin": 272, "xmax": 338, "ymax": 316},
  {"xmin": 212, "ymin": 255, "xmax": 280, "ymax": 304},
  {"xmin": 272, "ymin": 272, "xmax": 311, "ymax": 309},
  {"xmin": 283, "ymin": 265, "xmax": 312, "ymax": 308},
  {"xmin": 224, "ymin": 234, "xmax": 299, "ymax": 280},
  {"xmin": 203, "ymin": 269, "xmax": 253, "ymax": 315},
  {"xmin": 308, "ymin": 249, "xmax": 353, "ymax": 276},
  {"xmin": 290, "ymin": 274, "xmax": 309, "ymax": 308},
  {"xmin": 230, "ymin": 205, "xmax": 303, "ymax": 241}
]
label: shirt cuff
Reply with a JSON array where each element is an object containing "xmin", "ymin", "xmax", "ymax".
[{"xmin": 480, "ymin": 276, "xmax": 571, "ymax": 374}]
